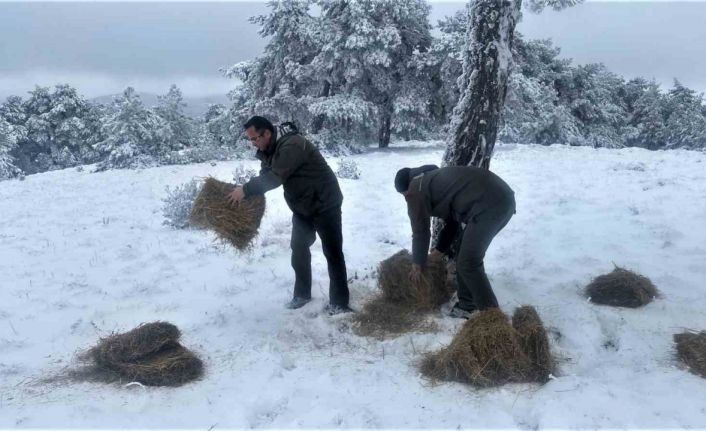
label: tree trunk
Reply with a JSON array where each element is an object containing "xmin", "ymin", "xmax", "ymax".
[
  {"xmin": 311, "ymin": 81, "xmax": 331, "ymax": 134},
  {"xmin": 433, "ymin": 0, "xmax": 521, "ymax": 249},
  {"xmin": 442, "ymin": 0, "xmax": 522, "ymax": 169},
  {"xmin": 378, "ymin": 102, "xmax": 392, "ymax": 148}
]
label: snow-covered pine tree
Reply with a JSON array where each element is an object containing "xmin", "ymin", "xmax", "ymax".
[
  {"xmin": 0, "ymin": 117, "xmax": 22, "ymax": 180},
  {"xmin": 0, "ymin": 96, "xmax": 28, "ymax": 173},
  {"xmin": 557, "ymin": 63, "xmax": 628, "ymax": 148},
  {"xmin": 435, "ymin": 0, "xmax": 580, "ymax": 248},
  {"xmin": 16, "ymin": 84, "xmax": 103, "ymax": 173},
  {"xmin": 426, "ymin": 8, "xmax": 469, "ymax": 129},
  {"xmin": 444, "ymin": 0, "xmax": 581, "ymax": 168},
  {"xmin": 95, "ymin": 87, "xmax": 173, "ymax": 170},
  {"xmin": 500, "ymin": 37, "xmax": 580, "ymax": 145},
  {"xmin": 663, "ymin": 80, "xmax": 706, "ymax": 149},
  {"xmin": 224, "ymin": 0, "xmax": 320, "ymax": 128},
  {"xmin": 443, "ymin": 0, "xmax": 523, "ymax": 168},
  {"xmin": 312, "ymin": 0, "xmax": 433, "ymax": 148},
  {"xmin": 156, "ymin": 84, "xmax": 194, "ymax": 149},
  {"xmin": 623, "ymin": 78, "xmax": 667, "ymax": 150},
  {"xmin": 203, "ymin": 103, "xmax": 237, "ymax": 147}
]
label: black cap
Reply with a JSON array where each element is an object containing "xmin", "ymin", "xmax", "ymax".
[{"xmin": 394, "ymin": 167, "xmax": 411, "ymax": 193}]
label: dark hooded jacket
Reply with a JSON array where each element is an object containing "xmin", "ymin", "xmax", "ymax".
[
  {"xmin": 243, "ymin": 131, "xmax": 342, "ymax": 217},
  {"xmin": 405, "ymin": 165, "xmax": 515, "ymax": 266}
]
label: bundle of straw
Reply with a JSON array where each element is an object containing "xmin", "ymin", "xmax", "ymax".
[{"xmin": 189, "ymin": 177, "xmax": 266, "ymax": 250}]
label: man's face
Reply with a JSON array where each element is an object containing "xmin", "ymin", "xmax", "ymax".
[{"xmin": 245, "ymin": 126, "xmax": 272, "ymax": 152}]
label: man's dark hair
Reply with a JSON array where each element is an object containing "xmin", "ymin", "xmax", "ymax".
[
  {"xmin": 243, "ymin": 116, "xmax": 275, "ymax": 134},
  {"xmin": 394, "ymin": 167, "xmax": 411, "ymax": 193}
]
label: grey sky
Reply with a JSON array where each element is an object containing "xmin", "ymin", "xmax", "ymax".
[{"xmin": 0, "ymin": 1, "xmax": 705, "ymax": 100}]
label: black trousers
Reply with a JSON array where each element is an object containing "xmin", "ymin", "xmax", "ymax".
[
  {"xmin": 291, "ymin": 206, "xmax": 349, "ymax": 307},
  {"xmin": 456, "ymin": 197, "xmax": 515, "ymax": 311}
]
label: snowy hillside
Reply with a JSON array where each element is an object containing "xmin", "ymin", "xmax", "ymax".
[{"xmin": 1, "ymin": 143, "xmax": 705, "ymax": 428}]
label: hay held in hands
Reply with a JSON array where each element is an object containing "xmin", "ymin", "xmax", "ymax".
[
  {"xmin": 421, "ymin": 307, "xmax": 553, "ymax": 387},
  {"xmin": 674, "ymin": 331, "xmax": 706, "ymax": 379},
  {"xmin": 586, "ymin": 266, "xmax": 658, "ymax": 308},
  {"xmin": 82, "ymin": 321, "xmax": 203, "ymax": 387},
  {"xmin": 377, "ymin": 249, "xmax": 451, "ymax": 309},
  {"xmin": 189, "ymin": 177, "xmax": 266, "ymax": 251},
  {"xmin": 353, "ymin": 250, "xmax": 451, "ymax": 339}
]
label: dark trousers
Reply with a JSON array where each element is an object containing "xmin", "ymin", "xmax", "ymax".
[
  {"xmin": 456, "ymin": 198, "xmax": 515, "ymax": 311},
  {"xmin": 291, "ymin": 206, "xmax": 349, "ymax": 307}
]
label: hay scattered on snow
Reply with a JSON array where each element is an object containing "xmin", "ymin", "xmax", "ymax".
[
  {"xmin": 674, "ymin": 331, "xmax": 706, "ymax": 379},
  {"xmin": 421, "ymin": 307, "xmax": 553, "ymax": 387},
  {"xmin": 585, "ymin": 266, "xmax": 659, "ymax": 308},
  {"xmin": 189, "ymin": 177, "xmax": 266, "ymax": 251},
  {"xmin": 353, "ymin": 250, "xmax": 451, "ymax": 339},
  {"xmin": 80, "ymin": 321, "xmax": 203, "ymax": 387},
  {"xmin": 352, "ymin": 296, "xmax": 438, "ymax": 339}
]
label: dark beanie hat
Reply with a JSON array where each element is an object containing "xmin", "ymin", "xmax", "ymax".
[{"xmin": 394, "ymin": 167, "xmax": 411, "ymax": 193}]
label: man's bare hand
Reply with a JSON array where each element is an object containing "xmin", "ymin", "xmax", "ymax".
[
  {"xmin": 409, "ymin": 263, "xmax": 424, "ymax": 284},
  {"xmin": 226, "ymin": 186, "xmax": 245, "ymax": 206}
]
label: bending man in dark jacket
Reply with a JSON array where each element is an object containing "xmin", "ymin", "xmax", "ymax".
[
  {"xmin": 395, "ymin": 165, "xmax": 515, "ymax": 318},
  {"xmin": 227, "ymin": 116, "xmax": 351, "ymax": 315}
]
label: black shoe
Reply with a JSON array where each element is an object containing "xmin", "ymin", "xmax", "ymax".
[
  {"xmin": 324, "ymin": 303, "xmax": 353, "ymax": 316},
  {"xmin": 285, "ymin": 296, "xmax": 311, "ymax": 310},
  {"xmin": 447, "ymin": 303, "xmax": 478, "ymax": 319}
]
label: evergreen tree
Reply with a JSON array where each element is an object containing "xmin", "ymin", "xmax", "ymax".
[
  {"xmin": 623, "ymin": 79, "xmax": 667, "ymax": 150},
  {"xmin": 156, "ymin": 84, "xmax": 194, "ymax": 149},
  {"xmin": 663, "ymin": 80, "xmax": 706, "ymax": 149},
  {"xmin": 95, "ymin": 87, "xmax": 173, "ymax": 170},
  {"xmin": 443, "ymin": 0, "xmax": 523, "ymax": 168},
  {"xmin": 5, "ymin": 85, "xmax": 103, "ymax": 173},
  {"xmin": 312, "ymin": 0, "xmax": 433, "ymax": 147},
  {"xmin": 225, "ymin": 0, "xmax": 320, "ymax": 128},
  {"xmin": 558, "ymin": 63, "xmax": 628, "ymax": 148},
  {"xmin": 0, "ymin": 117, "xmax": 22, "ymax": 180}
]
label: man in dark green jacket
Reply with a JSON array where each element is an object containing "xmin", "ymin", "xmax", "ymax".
[
  {"xmin": 227, "ymin": 116, "xmax": 351, "ymax": 315},
  {"xmin": 394, "ymin": 165, "xmax": 515, "ymax": 318}
]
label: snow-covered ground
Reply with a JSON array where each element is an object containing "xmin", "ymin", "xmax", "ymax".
[{"xmin": 1, "ymin": 143, "xmax": 705, "ymax": 428}]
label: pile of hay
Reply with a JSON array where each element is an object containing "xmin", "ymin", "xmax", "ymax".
[
  {"xmin": 83, "ymin": 322, "xmax": 203, "ymax": 387},
  {"xmin": 420, "ymin": 307, "xmax": 552, "ymax": 387},
  {"xmin": 585, "ymin": 266, "xmax": 659, "ymax": 308},
  {"xmin": 353, "ymin": 250, "xmax": 452, "ymax": 339},
  {"xmin": 512, "ymin": 306, "xmax": 553, "ymax": 382},
  {"xmin": 189, "ymin": 177, "xmax": 266, "ymax": 250},
  {"xmin": 674, "ymin": 331, "xmax": 706, "ymax": 379}
]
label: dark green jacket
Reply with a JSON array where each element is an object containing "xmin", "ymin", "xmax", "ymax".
[
  {"xmin": 405, "ymin": 166, "xmax": 515, "ymax": 266},
  {"xmin": 243, "ymin": 132, "xmax": 342, "ymax": 217}
]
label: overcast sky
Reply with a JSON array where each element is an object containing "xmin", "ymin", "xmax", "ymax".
[{"xmin": 1, "ymin": 1, "xmax": 705, "ymax": 100}]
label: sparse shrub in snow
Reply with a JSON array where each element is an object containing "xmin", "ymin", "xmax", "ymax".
[
  {"xmin": 232, "ymin": 164, "xmax": 257, "ymax": 185},
  {"xmin": 336, "ymin": 159, "xmax": 361, "ymax": 180},
  {"xmin": 162, "ymin": 178, "xmax": 202, "ymax": 229}
]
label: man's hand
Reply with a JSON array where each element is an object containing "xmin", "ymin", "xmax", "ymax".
[
  {"xmin": 226, "ymin": 186, "xmax": 245, "ymax": 206},
  {"xmin": 409, "ymin": 263, "xmax": 424, "ymax": 284}
]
